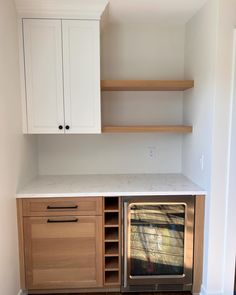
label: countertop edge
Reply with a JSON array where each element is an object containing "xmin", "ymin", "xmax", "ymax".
[{"xmin": 16, "ymin": 190, "xmax": 207, "ymax": 198}]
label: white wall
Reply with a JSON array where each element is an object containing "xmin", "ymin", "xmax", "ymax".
[
  {"xmin": 210, "ymin": 0, "xmax": 236, "ymax": 294},
  {"xmin": 38, "ymin": 134, "xmax": 182, "ymax": 175},
  {"xmin": 0, "ymin": 0, "xmax": 38, "ymax": 294},
  {"xmin": 183, "ymin": 0, "xmax": 236, "ymax": 294},
  {"xmin": 182, "ymin": 0, "xmax": 217, "ymax": 191},
  {"xmin": 101, "ymin": 23, "xmax": 185, "ymax": 80},
  {"xmin": 223, "ymin": 30, "xmax": 236, "ymax": 295},
  {"xmin": 182, "ymin": 1, "xmax": 218, "ymax": 292},
  {"xmin": 38, "ymin": 24, "xmax": 186, "ymax": 175}
]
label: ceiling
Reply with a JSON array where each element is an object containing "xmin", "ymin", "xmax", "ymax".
[
  {"xmin": 15, "ymin": 0, "xmax": 209, "ymax": 24},
  {"xmin": 107, "ymin": 0, "xmax": 208, "ymax": 24}
]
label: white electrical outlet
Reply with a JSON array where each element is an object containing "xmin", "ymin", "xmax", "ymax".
[
  {"xmin": 200, "ymin": 154, "xmax": 205, "ymax": 171},
  {"xmin": 148, "ymin": 146, "xmax": 157, "ymax": 159}
]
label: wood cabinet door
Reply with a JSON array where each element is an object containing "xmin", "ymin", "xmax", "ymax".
[
  {"xmin": 24, "ymin": 216, "xmax": 103, "ymax": 290},
  {"xmin": 23, "ymin": 19, "xmax": 64, "ymax": 134},
  {"xmin": 62, "ymin": 20, "xmax": 101, "ymax": 134}
]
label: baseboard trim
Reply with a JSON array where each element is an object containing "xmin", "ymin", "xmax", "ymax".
[
  {"xmin": 17, "ymin": 286, "xmax": 224, "ymax": 295},
  {"xmin": 200, "ymin": 285, "xmax": 223, "ymax": 295},
  {"xmin": 17, "ymin": 290, "xmax": 27, "ymax": 295}
]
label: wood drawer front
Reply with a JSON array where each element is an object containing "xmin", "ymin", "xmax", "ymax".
[
  {"xmin": 22, "ymin": 197, "xmax": 102, "ymax": 216},
  {"xmin": 24, "ymin": 216, "xmax": 103, "ymax": 290}
]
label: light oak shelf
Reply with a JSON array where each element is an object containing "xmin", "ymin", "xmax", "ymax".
[
  {"xmin": 105, "ymin": 268, "xmax": 119, "ymax": 272},
  {"xmin": 102, "ymin": 125, "xmax": 193, "ymax": 134},
  {"xmin": 101, "ymin": 80, "xmax": 194, "ymax": 91},
  {"xmin": 104, "ymin": 209, "xmax": 119, "ymax": 213},
  {"xmin": 104, "ymin": 224, "xmax": 119, "ymax": 228},
  {"xmin": 104, "ymin": 253, "xmax": 119, "ymax": 257}
]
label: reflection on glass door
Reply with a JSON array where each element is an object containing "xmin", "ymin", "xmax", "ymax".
[{"xmin": 129, "ymin": 204, "xmax": 185, "ymax": 277}]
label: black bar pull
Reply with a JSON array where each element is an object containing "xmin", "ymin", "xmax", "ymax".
[
  {"xmin": 47, "ymin": 205, "xmax": 78, "ymax": 210},
  {"xmin": 47, "ymin": 218, "xmax": 78, "ymax": 223}
]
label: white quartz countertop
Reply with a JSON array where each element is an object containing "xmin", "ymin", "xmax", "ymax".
[{"xmin": 16, "ymin": 174, "xmax": 206, "ymax": 198}]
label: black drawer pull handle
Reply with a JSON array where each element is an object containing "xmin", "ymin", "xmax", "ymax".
[
  {"xmin": 47, "ymin": 218, "xmax": 78, "ymax": 223},
  {"xmin": 47, "ymin": 205, "xmax": 78, "ymax": 210}
]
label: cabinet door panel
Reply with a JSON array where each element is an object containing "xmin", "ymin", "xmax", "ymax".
[
  {"xmin": 23, "ymin": 19, "xmax": 64, "ymax": 133},
  {"xmin": 24, "ymin": 216, "xmax": 103, "ymax": 289},
  {"xmin": 62, "ymin": 20, "xmax": 101, "ymax": 133}
]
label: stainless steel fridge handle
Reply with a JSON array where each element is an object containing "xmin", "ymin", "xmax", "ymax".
[{"xmin": 123, "ymin": 202, "xmax": 128, "ymax": 288}]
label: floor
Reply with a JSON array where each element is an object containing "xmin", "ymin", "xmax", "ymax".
[{"xmin": 36, "ymin": 292, "xmax": 192, "ymax": 295}]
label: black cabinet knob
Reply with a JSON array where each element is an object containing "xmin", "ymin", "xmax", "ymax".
[
  {"xmin": 58, "ymin": 125, "xmax": 63, "ymax": 130},
  {"xmin": 65, "ymin": 125, "xmax": 70, "ymax": 130}
]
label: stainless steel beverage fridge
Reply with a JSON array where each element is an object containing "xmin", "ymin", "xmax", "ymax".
[{"xmin": 122, "ymin": 196, "xmax": 195, "ymax": 292}]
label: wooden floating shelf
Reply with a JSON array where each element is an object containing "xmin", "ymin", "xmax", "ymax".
[
  {"xmin": 101, "ymin": 80, "xmax": 194, "ymax": 91},
  {"xmin": 102, "ymin": 125, "xmax": 193, "ymax": 134}
]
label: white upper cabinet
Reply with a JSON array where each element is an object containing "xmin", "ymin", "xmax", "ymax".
[
  {"xmin": 62, "ymin": 20, "xmax": 101, "ymax": 134},
  {"xmin": 21, "ymin": 18, "xmax": 101, "ymax": 134},
  {"xmin": 23, "ymin": 19, "xmax": 64, "ymax": 134}
]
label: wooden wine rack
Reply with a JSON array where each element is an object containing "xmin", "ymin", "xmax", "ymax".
[{"xmin": 103, "ymin": 197, "xmax": 121, "ymax": 286}]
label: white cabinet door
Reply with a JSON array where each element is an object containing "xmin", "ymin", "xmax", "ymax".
[
  {"xmin": 23, "ymin": 19, "xmax": 64, "ymax": 134},
  {"xmin": 62, "ymin": 20, "xmax": 101, "ymax": 134}
]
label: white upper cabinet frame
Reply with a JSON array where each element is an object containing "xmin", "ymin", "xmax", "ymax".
[
  {"xmin": 21, "ymin": 18, "xmax": 101, "ymax": 134},
  {"xmin": 23, "ymin": 19, "xmax": 65, "ymax": 134},
  {"xmin": 62, "ymin": 20, "xmax": 101, "ymax": 134}
]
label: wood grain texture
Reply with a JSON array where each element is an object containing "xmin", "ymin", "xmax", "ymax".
[
  {"xmin": 103, "ymin": 197, "xmax": 121, "ymax": 287},
  {"xmin": 101, "ymin": 80, "xmax": 194, "ymax": 91},
  {"xmin": 26, "ymin": 287, "xmax": 121, "ymax": 294},
  {"xmin": 22, "ymin": 197, "xmax": 103, "ymax": 216},
  {"xmin": 192, "ymin": 195, "xmax": 205, "ymax": 294},
  {"xmin": 17, "ymin": 199, "xmax": 26, "ymax": 289},
  {"xmin": 24, "ymin": 216, "xmax": 103, "ymax": 290},
  {"xmin": 102, "ymin": 125, "xmax": 193, "ymax": 134}
]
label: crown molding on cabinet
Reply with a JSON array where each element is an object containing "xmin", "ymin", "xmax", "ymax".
[{"xmin": 14, "ymin": 0, "xmax": 109, "ymax": 19}]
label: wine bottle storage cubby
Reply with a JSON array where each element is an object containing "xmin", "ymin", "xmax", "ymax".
[
  {"xmin": 103, "ymin": 197, "xmax": 121, "ymax": 286},
  {"xmin": 105, "ymin": 242, "xmax": 119, "ymax": 256},
  {"xmin": 104, "ymin": 197, "xmax": 119, "ymax": 212},
  {"xmin": 104, "ymin": 271, "xmax": 119, "ymax": 284},
  {"xmin": 105, "ymin": 257, "xmax": 119, "ymax": 271},
  {"xmin": 105, "ymin": 212, "xmax": 119, "ymax": 226},
  {"xmin": 105, "ymin": 227, "xmax": 119, "ymax": 241}
]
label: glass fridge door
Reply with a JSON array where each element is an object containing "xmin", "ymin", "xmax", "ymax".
[{"xmin": 129, "ymin": 203, "xmax": 185, "ymax": 277}]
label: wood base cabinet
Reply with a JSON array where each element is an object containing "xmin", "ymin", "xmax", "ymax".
[
  {"xmin": 24, "ymin": 216, "xmax": 102, "ymax": 290},
  {"xmin": 17, "ymin": 195, "xmax": 204, "ymax": 294},
  {"xmin": 17, "ymin": 198, "xmax": 103, "ymax": 291}
]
